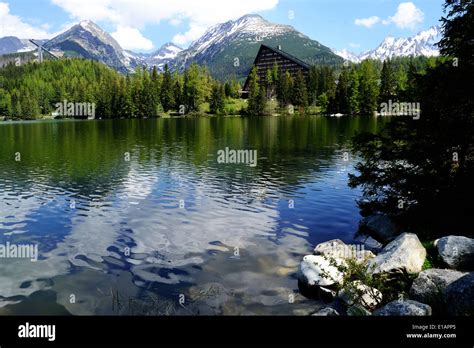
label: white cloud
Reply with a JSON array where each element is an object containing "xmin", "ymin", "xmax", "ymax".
[
  {"xmin": 0, "ymin": 2, "xmax": 51, "ymax": 38},
  {"xmin": 51, "ymin": 0, "xmax": 279, "ymax": 46},
  {"xmin": 354, "ymin": 16, "xmax": 380, "ymax": 28},
  {"xmin": 386, "ymin": 2, "xmax": 424, "ymax": 29},
  {"xmin": 111, "ymin": 25, "xmax": 154, "ymax": 51},
  {"xmin": 349, "ymin": 42, "xmax": 360, "ymax": 48}
]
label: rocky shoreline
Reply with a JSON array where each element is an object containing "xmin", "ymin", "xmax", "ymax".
[{"xmin": 298, "ymin": 216, "xmax": 474, "ymax": 316}]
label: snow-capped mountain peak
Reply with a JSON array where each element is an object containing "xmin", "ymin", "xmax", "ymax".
[
  {"xmin": 186, "ymin": 14, "xmax": 296, "ymax": 57},
  {"xmin": 44, "ymin": 20, "xmax": 132, "ymax": 72},
  {"xmin": 360, "ymin": 26, "xmax": 441, "ymax": 61},
  {"xmin": 152, "ymin": 43, "xmax": 183, "ymax": 60},
  {"xmin": 333, "ymin": 48, "xmax": 361, "ymax": 63},
  {"xmin": 334, "ymin": 26, "xmax": 442, "ymax": 63}
]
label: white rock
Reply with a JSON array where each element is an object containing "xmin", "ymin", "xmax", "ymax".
[
  {"xmin": 300, "ymin": 255, "xmax": 344, "ymax": 287},
  {"xmin": 314, "ymin": 239, "xmax": 375, "ymax": 263}
]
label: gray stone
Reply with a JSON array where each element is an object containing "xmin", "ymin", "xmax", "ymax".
[
  {"xmin": 443, "ymin": 272, "xmax": 474, "ymax": 316},
  {"xmin": 368, "ymin": 233, "xmax": 426, "ymax": 275},
  {"xmin": 355, "ymin": 234, "xmax": 384, "ymax": 253},
  {"xmin": 374, "ymin": 300, "xmax": 432, "ymax": 316},
  {"xmin": 360, "ymin": 214, "xmax": 399, "ymax": 244},
  {"xmin": 436, "ymin": 236, "xmax": 474, "ymax": 271},
  {"xmin": 410, "ymin": 269, "xmax": 466, "ymax": 307},
  {"xmin": 312, "ymin": 307, "xmax": 340, "ymax": 316}
]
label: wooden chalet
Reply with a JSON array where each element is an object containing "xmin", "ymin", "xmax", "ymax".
[{"xmin": 242, "ymin": 44, "xmax": 310, "ymax": 98}]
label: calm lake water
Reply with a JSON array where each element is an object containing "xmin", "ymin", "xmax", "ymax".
[{"xmin": 0, "ymin": 116, "xmax": 386, "ymax": 315}]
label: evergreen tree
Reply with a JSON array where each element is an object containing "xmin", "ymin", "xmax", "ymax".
[
  {"xmin": 292, "ymin": 70, "xmax": 309, "ymax": 108},
  {"xmin": 347, "ymin": 69, "xmax": 360, "ymax": 115},
  {"xmin": 333, "ymin": 68, "xmax": 350, "ymax": 114},
  {"xmin": 183, "ymin": 63, "xmax": 205, "ymax": 113},
  {"xmin": 247, "ymin": 67, "xmax": 266, "ymax": 115},
  {"xmin": 358, "ymin": 60, "xmax": 379, "ymax": 115},
  {"xmin": 0, "ymin": 89, "xmax": 12, "ymax": 116},
  {"xmin": 308, "ymin": 66, "xmax": 319, "ymax": 105},
  {"xmin": 161, "ymin": 64, "xmax": 175, "ymax": 112},
  {"xmin": 277, "ymin": 70, "xmax": 293, "ymax": 107},
  {"xmin": 210, "ymin": 82, "xmax": 225, "ymax": 115},
  {"xmin": 379, "ymin": 59, "xmax": 396, "ymax": 103}
]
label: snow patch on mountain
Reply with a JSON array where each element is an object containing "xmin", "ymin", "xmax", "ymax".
[
  {"xmin": 334, "ymin": 26, "xmax": 442, "ymax": 63},
  {"xmin": 179, "ymin": 14, "xmax": 296, "ymax": 62}
]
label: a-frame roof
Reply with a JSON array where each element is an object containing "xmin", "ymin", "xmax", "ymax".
[
  {"xmin": 243, "ymin": 44, "xmax": 311, "ymax": 92},
  {"xmin": 259, "ymin": 44, "xmax": 311, "ymax": 70}
]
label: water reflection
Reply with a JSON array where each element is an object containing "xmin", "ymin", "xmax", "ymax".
[{"xmin": 0, "ymin": 116, "xmax": 385, "ymax": 315}]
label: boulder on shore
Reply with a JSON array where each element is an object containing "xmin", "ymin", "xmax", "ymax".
[
  {"xmin": 409, "ymin": 269, "xmax": 466, "ymax": 309},
  {"xmin": 374, "ymin": 299, "xmax": 432, "ymax": 316},
  {"xmin": 435, "ymin": 236, "xmax": 474, "ymax": 271},
  {"xmin": 443, "ymin": 272, "xmax": 474, "ymax": 316},
  {"xmin": 313, "ymin": 239, "xmax": 375, "ymax": 263},
  {"xmin": 368, "ymin": 233, "xmax": 426, "ymax": 275},
  {"xmin": 359, "ymin": 214, "xmax": 400, "ymax": 244},
  {"xmin": 300, "ymin": 255, "xmax": 344, "ymax": 287}
]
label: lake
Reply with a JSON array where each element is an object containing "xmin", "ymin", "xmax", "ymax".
[{"xmin": 0, "ymin": 116, "xmax": 386, "ymax": 315}]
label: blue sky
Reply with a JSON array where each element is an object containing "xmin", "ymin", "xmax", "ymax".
[{"xmin": 0, "ymin": 0, "xmax": 445, "ymax": 53}]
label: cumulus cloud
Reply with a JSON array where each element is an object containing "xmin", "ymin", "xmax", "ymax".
[
  {"xmin": 111, "ymin": 25, "xmax": 154, "ymax": 51},
  {"xmin": 355, "ymin": 2, "xmax": 424, "ymax": 30},
  {"xmin": 354, "ymin": 16, "xmax": 380, "ymax": 28},
  {"xmin": 385, "ymin": 2, "xmax": 424, "ymax": 29},
  {"xmin": 0, "ymin": 2, "xmax": 51, "ymax": 38},
  {"xmin": 51, "ymin": 0, "xmax": 279, "ymax": 47}
]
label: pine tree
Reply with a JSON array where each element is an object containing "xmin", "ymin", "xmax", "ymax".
[
  {"xmin": 308, "ymin": 66, "xmax": 319, "ymax": 105},
  {"xmin": 347, "ymin": 69, "xmax": 360, "ymax": 115},
  {"xmin": 161, "ymin": 64, "xmax": 175, "ymax": 112},
  {"xmin": 210, "ymin": 82, "xmax": 225, "ymax": 115},
  {"xmin": 379, "ymin": 59, "xmax": 396, "ymax": 103},
  {"xmin": 333, "ymin": 68, "xmax": 350, "ymax": 114},
  {"xmin": 358, "ymin": 60, "xmax": 379, "ymax": 115},
  {"xmin": 247, "ymin": 66, "xmax": 266, "ymax": 115},
  {"xmin": 293, "ymin": 70, "xmax": 309, "ymax": 108},
  {"xmin": 277, "ymin": 70, "xmax": 293, "ymax": 107},
  {"xmin": 0, "ymin": 90, "xmax": 12, "ymax": 116},
  {"xmin": 183, "ymin": 63, "xmax": 205, "ymax": 113},
  {"xmin": 266, "ymin": 69, "xmax": 273, "ymax": 99}
]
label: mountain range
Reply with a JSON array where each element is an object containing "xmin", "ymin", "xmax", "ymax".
[
  {"xmin": 334, "ymin": 26, "xmax": 441, "ymax": 63},
  {"xmin": 0, "ymin": 15, "xmax": 442, "ymax": 79}
]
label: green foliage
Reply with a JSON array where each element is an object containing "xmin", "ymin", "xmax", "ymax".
[
  {"xmin": 247, "ymin": 66, "xmax": 266, "ymax": 115},
  {"xmin": 277, "ymin": 70, "xmax": 293, "ymax": 107},
  {"xmin": 292, "ymin": 70, "xmax": 309, "ymax": 108},
  {"xmin": 379, "ymin": 59, "xmax": 396, "ymax": 103},
  {"xmin": 331, "ymin": 68, "xmax": 350, "ymax": 114},
  {"xmin": 210, "ymin": 82, "xmax": 225, "ymax": 115},
  {"xmin": 357, "ymin": 60, "xmax": 379, "ymax": 115},
  {"xmin": 160, "ymin": 64, "xmax": 175, "ymax": 113}
]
